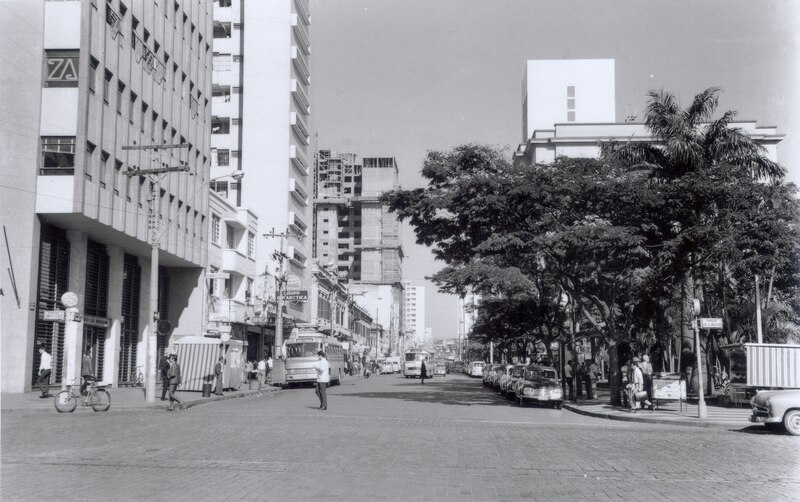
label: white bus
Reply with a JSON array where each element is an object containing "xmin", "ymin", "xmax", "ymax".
[
  {"xmin": 284, "ymin": 329, "xmax": 345, "ymax": 386},
  {"xmin": 403, "ymin": 349, "xmax": 433, "ymax": 378}
]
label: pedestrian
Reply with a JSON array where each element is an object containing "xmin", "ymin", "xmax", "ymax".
[
  {"xmin": 266, "ymin": 355, "xmax": 273, "ymax": 384},
  {"xmin": 214, "ymin": 356, "xmax": 224, "ymax": 395},
  {"xmin": 80, "ymin": 348, "xmax": 94, "ymax": 396},
  {"xmin": 167, "ymin": 354, "xmax": 184, "ymax": 411},
  {"xmin": 159, "ymin": 353, "xmax": 171, "ymax": 400},
  {"xmin": 420, "ymin": 357, "xmax": 428, "ymax": 385},
  {"xmin": 575, "ymin": 360, "xmax": 585, "ymax": 398},
  {"xmin": 244, "ymin": 360, "xmax": 253, "ymax": 381},
  {"xmin": 564, "ymin": 359, "xmax": 574, "ymax": 402},
  {"xmin": 629, "ymin": 357, "xmax": 653, "ymax": 412},
  {"xmin": 620, "ymin": 359, "xmax": 630, "ymax": 408},
  {"xmin": 313, "ymin": 350, "xmax": 330, "ymax": 410},
  {"xmin": 588, "ymin": 359, "xmax": 599, "ymax": 400},
  {"xmin": 640, "ymin": 354, "xmax": 653, "ymax": 401},
  {"xmin": 37, "ymin": 346, "xmax": 52, "ymax": 398},
  {"xmin": 257, "ymin": 357, "xmax": 266, "ymax": 384}
]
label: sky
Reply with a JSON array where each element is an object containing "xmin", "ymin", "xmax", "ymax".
[{"xmin": 308, "ymin": 0, "xmax": 800, "ymax": 340}]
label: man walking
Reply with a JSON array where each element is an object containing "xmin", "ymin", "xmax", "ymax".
[
  {"xmin": 266, "ymin": 355, "xmax": 273, "ymax": 384},
  {"xmin": 37, "ymin": 346, "xmax": 52, "ymax": 398},
  {"xmin": 420, "ymin": 357, "xmax": 428, "ymax": 385},
  {"xmin": 214, "ymin": 356, "xmax": 224, "ymax": 395},
  {"xmin": 313, "ymin": 350, "xmax": 330, "ymax": 410},
  {"xmin": 159, "ymin": 353, "xmax": 171, "ymax": 401},
  {"xmin": 167, "ymin": 354, "xmax": 184, "ymax": 411},
  {"xmin": 564, "ymin": 359, "xmax": 574, "ymax": 402},
  {"xmin": 80, "ymin": 348, "xmax": 94, "ymax": 396},
  {"xmin": 257, "ymin": 357, "xmax": 266, "ymax": 384}
]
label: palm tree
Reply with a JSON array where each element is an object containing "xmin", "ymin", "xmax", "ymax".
[{"xmin": 611, "ymin": 87, "xmax": 785, "ymax": 181}]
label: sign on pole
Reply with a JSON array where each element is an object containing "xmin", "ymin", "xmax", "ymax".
[
  {"xmin": 699, "ymin": 318, "xmax": 723, "ymax": 330},
  {"xmin": 283, "ymin": 290, "xmax": 308, "ymax": 302}
]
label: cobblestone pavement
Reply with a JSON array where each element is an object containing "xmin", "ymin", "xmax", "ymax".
[{"xmin": 2, "ymin": 374, "xmax": 799, "ymax": 501}]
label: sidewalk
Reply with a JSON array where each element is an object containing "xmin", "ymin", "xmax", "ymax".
[
  {"xmin": 563, "ymin": 386, "xmax": 753, "ymax": 429},
  {"xmin": 1, "ymin": 383, "xmax": 280, "ymax": 414}
]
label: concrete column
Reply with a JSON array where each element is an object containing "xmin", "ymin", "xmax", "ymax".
[
  {"xmin": 64, "ymin": 231, "xmax": 86, "ymax": 389},
  {"xmin": 106, "ymin": 245, "xmax": 124, "ymax": 386}
]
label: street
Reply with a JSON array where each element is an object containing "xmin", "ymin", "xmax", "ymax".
[{"xmin": 2, "ymin": 373, "xmax": 799, "ymax": 502}]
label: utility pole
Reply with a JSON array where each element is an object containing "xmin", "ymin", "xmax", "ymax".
[
  {"xmin": 123, "ymin": 142, "xmax": 190, "ymax": 404},
  {"xmin": 263, "ymin": 227, "xmax": 291, "ymax": 385}
]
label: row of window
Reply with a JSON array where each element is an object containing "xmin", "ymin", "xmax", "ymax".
[
  {"xmin": 210, "ymin": 214, "xmax": 255, "ymax": 258},
  {"xmin": 207, "ymin": 265, "xmax": 254, "ymax": 301}
]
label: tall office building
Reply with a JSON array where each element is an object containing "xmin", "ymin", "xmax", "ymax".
[
  {"xmin": 1, "ymin": 0, "xmax": 214, "ymax": 392},
  {"xmin": 403, "ymin": 281, "xmax": 426, "ymax": 346},
  {"xmin": 218, "ymin": 0, "xmax": 313, "ymax": 331},
  {"xmin": 313, "ymin": 150, "xmax": 405, "ymax": 355}
]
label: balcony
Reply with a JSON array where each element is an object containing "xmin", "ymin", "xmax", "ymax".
[
  {"xmin": 290, "ymin": 112, "xmax": 309, "ymax": 144},
  {"xmin": 291, "ymin": 14, "xmax": 310, "ymax": 53},
  {"xmin": 290, "ymin": 145, "xmax": 308, "ymax": 175},
  {"xmin": 289, "ymin": 178, "xmax": 309, "ymax": 206},
  {"xmin": 222, "ymin": 248, "xmax": 254, "ymax": 275},
  {"xmin": 291, "ymin": 79, "xmax": 310, "ymax": 114},
  {"xmin": 293, "ymin": 0, "xmax": 310, "ymax": 26},
  {"xmin": 288, "ymin": 211, "xmax": 308, "ymax": 235},
  {"xmin": 287, "ymin": 244, "xmax": 307, "ymax": 268},
  {"xmin": 207, "ymin": 298, "xmax": 249, "ymax": 324},
  {"xmin": 292, "ymin": 46, "xmax": 310, "ymax": 84}
]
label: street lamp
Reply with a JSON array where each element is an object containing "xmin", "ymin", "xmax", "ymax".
[{"xmin": 126, "ymin": 165, "xmax": 243, "ymax": 404}]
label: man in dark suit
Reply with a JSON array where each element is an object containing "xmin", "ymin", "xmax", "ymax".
[
  {"xmin": 214, "ymin": 356, "xmax": 224, "ymax": 395},
  {"xmin": 159, "ymin": 353, "xmax": 171, "ymax": 401},
  {"xmin": 167, "ymin": 354, "xmax": 184, "ymax": 411},
  {"xmin": 420, "ymin": 357, "xmax": 428, "ymax": 385}
]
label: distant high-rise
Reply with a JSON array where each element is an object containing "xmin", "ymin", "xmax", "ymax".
[
  {"xmin": 313, "ymin": 150, "xmax": 405, "ymax": 355},
  {"xmin": 403, "ymin": 282, "xmax": 426, "ymax": 345}
]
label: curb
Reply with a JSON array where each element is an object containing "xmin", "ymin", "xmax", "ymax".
[
  {"xmin": 1, "ymin": 386, "xmax": 282, "ymax": 415},
  {"xmin": 562, "ymin": 402, "xmax": 748, "ymax": 430}
]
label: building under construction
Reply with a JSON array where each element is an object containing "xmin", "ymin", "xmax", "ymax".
[{"xmin": 313, "ymin": 150, "xmax": 405, "ymax": 355}]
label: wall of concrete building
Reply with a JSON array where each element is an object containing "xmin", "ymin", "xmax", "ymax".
[{"xmin": 0, "ymin": 0, "xmax": 45, "ymax": 392}]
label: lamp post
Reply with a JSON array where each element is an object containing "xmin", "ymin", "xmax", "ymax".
[{"xmin": 125, "ymin": 163, "xmax": 243, "ymax": 403}]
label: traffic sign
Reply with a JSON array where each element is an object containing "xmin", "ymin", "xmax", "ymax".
[{"xmin": 699, "ymin": 318, "xmax": 723, "ymax": 329}]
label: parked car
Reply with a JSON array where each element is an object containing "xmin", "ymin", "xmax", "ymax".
[
  {"xmin": 433, "ymin": 363, "xmax": 447, "ymax": 377},
  {"xmin": 517, "ymin": 365, "xmax": 563, "ymax": 408},
  {"xmin": 484, "ymin": 364, "xmax": 503, "ymax": 387},
  {"xmin": 496, "ymin": 365, "xmax": 515, "ymax": 393},
  {"xmin": 380, "ymin": 360, "xmax": 393, "ymax": 374},
  {"xmin": 502, "ymin": 364, "xmax": 527, "ymax": 400},
  {"xmin": 468, "ymin": 361, "xmax": 485, "ymax": 378},
  {"xmin": 749, "ymin": 389, "xmax": 800, "ymax": 435},
  {"xmin": 452, "ymin": 361, "xmax": 465, "ymax": 374}
]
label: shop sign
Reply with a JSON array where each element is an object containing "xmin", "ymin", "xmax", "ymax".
[
  {"xmin": 41, "ymin": 310, "xmax": 65, "ymax": 322},
  {"xmin": 206, "ymin": 272, "xmax": 230, "ymax": 280},
  {"xmin": 84, "ymin": 315, "xmax": 110, "ymax": 328},
  {"xmin": 283, "ymin": 290, "xmax": 308, "ymax": 301},
  {"xmin": 209, "ymin": 312, "xmax": 229, "ymax": 322},
  {"xmin": 699, "ymin": 318, "xmax": 723, "ymax": 329}
]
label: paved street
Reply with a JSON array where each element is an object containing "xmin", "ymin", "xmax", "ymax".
[{"xmin": 2, "ymin": 373, "xmax": 799, "ymax": 501}]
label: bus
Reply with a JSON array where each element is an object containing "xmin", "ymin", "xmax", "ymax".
[
  {"xmin": 403, "ymin": 348, "xmax": 433, "ymax": 378},
  {"xmin": 283, "ymin": 327, "xmax": 345, "ymax": 386}
]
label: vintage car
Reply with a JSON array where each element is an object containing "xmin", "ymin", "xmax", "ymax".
[
  {"xmin": 451, "ymin": 361, "xmax": 465, "ymax": 374},
  {"xmin": 517, "ymin": 365, "xmax": 563, "ymax": 408},
  {"xmin": 379, "ymin": 360, "xmax": 393, "ymax": 374},
  {"xmin": 433, "ymin": 363, "xmax": 447, "ymax": 377},
  {"xmin": 749, "ymin": 389, "xmax": 800, "ymax": 435},
  {"xmin": 495, "ymin": 365, "xmax": 515, "ymax": 392},
  {"xmin": 502, "ymin": 364, "xmax": 527, "ymax": 400},
  {"xmin": 484, "ymin": 364, "xmax": 503, "ymax": 387},
  {"xmin": 468, "ymin": 361, "xmax": 485, "ymax": 378}
]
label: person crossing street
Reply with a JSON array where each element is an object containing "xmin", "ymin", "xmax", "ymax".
[{"xmin": 313, "ymin": 350, "xmax": 330, "ymax": 410}]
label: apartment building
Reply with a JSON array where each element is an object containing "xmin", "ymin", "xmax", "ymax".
[
  {"xmin": 313, "ymin": 150, "xmax": 405, "ymax": 356},
  {"xmin": 1, "ymin": 0, "xmax": 214, "ymax": 392},
  {"xmin": 212, "ymin": 0, "xmax": 313, "ymax": 336},
  {"xmin": 403, "ymin": 281, "xmax": 426, "ymax": 346}
]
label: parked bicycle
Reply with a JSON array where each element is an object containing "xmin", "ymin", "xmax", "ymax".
[
  {"xmin": 54, "ymin": 377, "xmax": 111, "ymax": 413},
  {"xmin": 131, "ymin": 365, "xmax": 144, "ymax": 387}
]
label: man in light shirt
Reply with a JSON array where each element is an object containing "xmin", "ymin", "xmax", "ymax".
[
  {"xmin": 313, "ymin": 350, "xmax": 330, "ymax": 410},
  {"xmin": 37, "ymin": 346, "xmax": 52, "ymax": 398}
]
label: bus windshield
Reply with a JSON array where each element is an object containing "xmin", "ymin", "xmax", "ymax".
[
  {"xmin": 405, "ymin": 353, "xmax": 426, "ymax": 362},
  {"xmin": 286, "ymin": 342, "xmax": 321, "ymax": 358}
]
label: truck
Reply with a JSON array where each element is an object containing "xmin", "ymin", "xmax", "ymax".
[{"xmin": 720, "ymin": 343, "xmax": 800, "ymax": 405}]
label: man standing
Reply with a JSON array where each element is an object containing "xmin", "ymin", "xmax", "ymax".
[
  {"xmin": 564, "ymin": 359, "xmax": 574, "ymax": 402},
  {"xmin": 167, "ymin": 354, "xmax": 184, "ymax": 411},
  {"xmin": 214, "ymin": 356, "xmax": 224, "ymax": 395},
  {"xmin": 159, "ymin": 353, "xmax": 171, "ymax": 400},
  {"xmin": 266, "ymin": 355, "xmax": 273, "ymax": 384},
  {"xmin": 257, "ymin": 357, "xmax": 266, "ymax": 385},
  {"xmin": 588, "ymin": 359, "xmax": 599, "ymax": 400},
  {"xmin": 313, "ymin": 350, "xmax": 330, "ymax": 410},
  {"xmin": 37, "ymin": 346, "xmax": 52, "ymax": 398},
  {"xmin": 420, "ymin": 357, "xmax": 428, "ymax": 385},
  {"xmin": 80, "ymin": 348, "xmax": 94, "ymax": 396}
]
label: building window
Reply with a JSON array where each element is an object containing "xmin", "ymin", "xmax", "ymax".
[
  {"xmin": 100, "ymin": 150, "xmax": 109, "ymax": 187},
  {"xmin": 44, "ymin": 50, "xmax": 79, "ymax": 88},
  {"xmin": 217, "ymin": 149, "xmax": 229, "ymax": 166},
  {"xmin": 567, "ymin": 111, "xmax": 575, "ymax": 122},
  {"xmin": 226, "ymin": 224, "xmax": 235, "ymax": 249},
  {"xmin": 211, "ymin": 117, "xmax": 230, "ymax": 134},
  {"xmin": 208, "ymin": 266, "xmax": 218, "ymax": 296},
  {"xmin": 113, "ymin": 161, "xmax": 121, "ymax": 195},
  {"xmin": 140, "ymin": 102, "xmax": 148, "ymax": 134},
  {"xmin": 128, "ymin": 91, "xmax": 136, "ymax": 121},
  {"xmin": 567, "ymin": 85, "xmax": 575, "ymax": 98},
  {"xmin": 213, "ymin": 21, "xmax": 231, "ymax": 38},
  {"xmin": 116, "ymin": 81, "xmax": 125, "ymax": 113},
  {"xmin": 211, "ymin": 214, "xmax": 221, "ymax": 244},
  {"xmin": 88, "ymin": 57, "xmax": 98, "ymax": 93},
  {"xmin": 40, "ymin": 137, "xmax": 76, "ymax": 175},
  {"xmin": 103, "ymin": 69, "xmax": 112, "ymax": 103},
  {"xmin": 247, "ymin": 232, "xmax": 255, "ymax": 258},
  {"xmin": 567, "ymin": 98, "xmax": 575, "ymax": 110},
  {"xmin": 210, "ymin": 181, "xmax": 228, "ymax": 198}
]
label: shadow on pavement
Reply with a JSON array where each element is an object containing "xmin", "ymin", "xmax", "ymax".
[{"xmin": 342, "ymin": 377, "xmax": 514, "ymax": 407}]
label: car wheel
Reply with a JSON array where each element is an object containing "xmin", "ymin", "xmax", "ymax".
[{"xmin": 783, "ymin": 410, "xmax": 800, "ymax": 436}]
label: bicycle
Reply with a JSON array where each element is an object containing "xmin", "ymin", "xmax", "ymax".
[
  {"xmin": 131, "ymin": 365, "xmax": 144, "ymax": 387},
  {"xmin": 54, "ymin": 377, "xmax": 111, "ymax": 413}
]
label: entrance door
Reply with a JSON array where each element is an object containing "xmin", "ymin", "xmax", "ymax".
[{"xmin": 82, "ymin": 326, "xmax": 106, "ymax": 380}]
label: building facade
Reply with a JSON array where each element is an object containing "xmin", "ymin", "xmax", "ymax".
[
  {"xmin": 313, "ymin": 150, "xmax": 405, "ymax": 356},
  {"xmin": 403, "ymin": 281, "xmax": 426, "ymax": 346},
  {"xmin": 1, "ymin": 0, "xmax": 214, "ymax": 392}
]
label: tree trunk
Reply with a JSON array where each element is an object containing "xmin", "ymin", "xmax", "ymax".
[{"xmin": 608, "ymin": 338, "xmax": 621, "ymax": 406}]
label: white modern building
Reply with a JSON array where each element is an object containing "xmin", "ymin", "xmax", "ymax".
[
  {"xmin": 1, "ymin": 0, "xmax": 215, "ymax": 392},
  {"xmin": 515, "ymin": 58, "xmax": 782, "ymax": 167},
  {"xmin": 403, "ymin": 281, "xmax": 426, "ymax": 345},
  {"xmin": 211, "ymin": 0, "xmax": 313, "ymax": 335}
]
